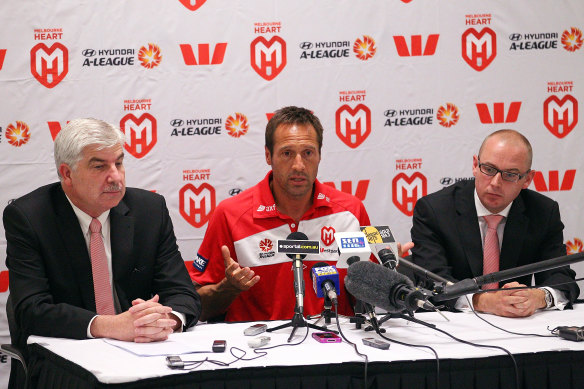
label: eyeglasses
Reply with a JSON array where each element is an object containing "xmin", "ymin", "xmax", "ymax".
[{"xmin": 477, "ymin": 158, "xmax": 530, "ymax": 183}]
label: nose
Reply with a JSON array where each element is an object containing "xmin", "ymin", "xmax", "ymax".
[
  {"xmin": 107, "ymin": 163, "xmax": 123, "ymax": 182},
  {"xmin": 292, "ymin": 153, "xmax": 305, "ymax": 171},
  {"xmin": 490, "ymin": 171, "xmax": 503, "ymax": 186}
]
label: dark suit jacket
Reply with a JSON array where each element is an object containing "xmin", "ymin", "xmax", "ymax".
[
  {"xmin": 411, "ymin": 179, "xmax": 579, "ymax": 306},
  {"xmin": 4, "ymin": 183, "xmax": 201, "ymax": 350}
]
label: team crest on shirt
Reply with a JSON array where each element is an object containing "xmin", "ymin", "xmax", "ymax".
[
  {"xmin": 258, "ymin": 238, "xmax": 276, "ymax": 259},
  {"xmin": 321, "ymin": 226, "xmax": 336, "ymax": 246}
]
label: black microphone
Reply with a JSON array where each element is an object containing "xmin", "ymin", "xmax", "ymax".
[
  {"xmin": 345, "ymin": 261, "xmax": 435, "ymax": 314},
  {"xmin": 286, "ymin": 231, "xmax": 308, "ymax": 313},
  {"xmin": 433, "ymin": 251, "xmax": 584, "ymax": 302},
  {"xmin": 378, "ymin": 248, "xmax": 397, "ymax": 270},
  {"xmin": 344, "ymin": 256, "xmax": 383, "ymax": 331},
  {"xmin": 310, "ymin": 262, "xmax": 340, "ymax": 305}
]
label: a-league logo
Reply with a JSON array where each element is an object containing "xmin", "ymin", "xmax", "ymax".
[
  {"xmin": 462, "ymin": 28, "xmax": 496, "ymax": 71},
  {"xmin": 543, "ymin": 95, "xmax": 578, "ymax": 138},
  {"xmin": 335, "ymin": 104, "xmax": 371, "ymax": 148},
  {"xmin": 179, "ymin": 0, "xmax": 207, "ymax": 11},
  {"xmin": 120, "ymin": 113, "xmax": 157, "ymax": 158},
  {"xmin": 30, "ymin": 42, "xmax": 68, "ymax": 88},
  {"xmin": 392, "ymin": 172, "xmax": 427, "ymax": 216},
  {"xmin": 179, "ymin": 183, "xmax": 216, "ymax": 228},
  {"xmin": 321, "ymin": 226, "xmax": 336, "ymax": 246},
  {"xmin": 250, "ymin": 36, "xmax": 287, "ymax": 81}
]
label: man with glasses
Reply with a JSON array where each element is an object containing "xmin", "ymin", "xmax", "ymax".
[{"xmin": 411, "ymin": 130, "xmax": 579, "ymax": 317}]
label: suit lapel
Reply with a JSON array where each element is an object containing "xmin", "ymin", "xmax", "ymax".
[
  {"xmin": 110, "ymin": 198, "xmax": 134, "ymax": 289},
  {"xmin": 500, "ymin": 194, "xmax": 527, "ymax": 271},
  {"xmin": 455, "ymin": 182, "xmax": 484, "ymax": 277},
  {"xmin": 51, "ymin": 185, "xmax": 96, "ymax": 310}
]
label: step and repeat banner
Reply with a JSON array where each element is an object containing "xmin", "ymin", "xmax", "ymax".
[{"xmin": 1, "ymin": 1, "xmax": 583, "ymax": 385}]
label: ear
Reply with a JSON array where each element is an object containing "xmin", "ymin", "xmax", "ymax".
[
  {"xmin": 265, "ymin": 146, "xmax": 272, "ymax": 166},
  {"xmin": 472, "ymin": 155, "xmax": 479, "ymax": 178},
  {"xmin": 59, "ymin": 164, "xmax": 73, "ymax": 187},
  {"xmin": 522, "ymin": 169, "xmax": 536, "ymax": 189}
]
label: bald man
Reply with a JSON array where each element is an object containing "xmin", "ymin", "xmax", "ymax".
[{"xmin": 411, "ymin": 130, "xmax": 579, "ymax": 317}]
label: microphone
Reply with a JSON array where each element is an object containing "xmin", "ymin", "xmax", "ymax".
[
  {"xmin": 433, "ymin": 251, "xmax": 584, "ymax": 302},
  {"xmin": 378, "ymin": 248, "xmax": 397, "ymax": 270},
  {"xmin": 285, "ymin": 231, "xmax": 308, "ymax": 314},
  {"xmin": 311, "ymin": 262, "xmax": 340, "ymax": 305},
  {"xmin": 334, "ymin": 231, "xmax": 372, "ymax": 268},
  {"xmin": 345, "ymin": 261, "xmax": 435, "ymax": 314},
  {"xmin": 344, "ymin": 256, "xmax": 383, "ymax": 331}
]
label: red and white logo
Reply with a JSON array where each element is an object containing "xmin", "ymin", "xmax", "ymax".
[
  {"xmin": 225, "ymin": 113, "xmax": 249, "ymax": 138},
  {"xmin": 138, "ymin": 43, "xmax": 162, "ymax": 69},
  {"xmin": 462, "ymin": 28, "xmax": 496, "ymax": 71},
  {"xmin": 179, "ymin": 183, "xmax": 216, "ymax": 228},
  {"xmin": 0, "ymin": 270, "xmax": 8, "ymax": 293},
  {"xmin": 180, "ymin": 43, "xmax": 227, "ymax": 65},
  {"xmin": 476, "ymin": 102, "xmax": 521, "ymax": 124},
  {"xmin": 250, "ymin": 36, "xmax": 287, "ymax": 81},
  {"xmin": 392, "ymin": 172, "xmax": 427, "ymax": 216},
  {"xmin": 179, "ymin": 0, "xmax": 207, "ymax": 11},
  {"xmin": 259, "ymin": 239, "xmax": 273, "ymax": 252},
  {"xmin": 47, "ymin": 121, "xmax": 69, "ymax": 140},
  {"xmin": 6, "ymin": 121, "xmax": 31, "ymax": 147},
  {"xmin": 120, "ymin": 113, "xmax": 157, "ymax": 158},
  {"xmin": 437, "ymin": 103, "xmax": 460, "ymax": 127},
  {"xmin": 532, "ymin": 170, "xmax": 576, "ymax": 192},
  {"xmin": 561, "ymin": 27, "xmax": 583, "ymax": 52},
  {"xmin": 321, "ymin": 226, "xmax": 336, "ymax": 247},
  {"xmin": 335, "ymin": 104, "xmax": 371, "ymax": 148},
  {"xmin": 30, "ymin": 42, "xmax": 68, "ymax": 88},
  {"xmin": 0, "ymin": 49, "xmax": 6, "ymax": 70},
  {"xmin": 543, "ymin": 95, "xmax": 578, "ymax": 138},
  {"xmin": 566, "ymin": 238, "xmax": 583, "ymax": 255},
  {"xmin": 322, "ymin": 180, "xmax": 369, "ymax": 201},
  {"xmin": 353, "ymin": 35, "xmax": 376, "ymax": 60},
  {"xmin": 393, "ymin": 34, "xmax": 439, "ymax": 56}
]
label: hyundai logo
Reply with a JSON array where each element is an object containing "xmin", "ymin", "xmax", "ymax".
[
  {"xmin": 299, "ymin": 42, "xmax": 313, "ymax": 50},
  {"xmin": 170, "ymin": 119, "xmax": 184, "ymax": 127},
  {"xmin": 509, "ymin": 33, "xmax": 522, "ymax": 41},
  {"xmin": 82, "ymin": 49, "xmax": 96, "ymax": 57},
  {"xmin": 229, "ymin": 188, "xmax": 242, "ymax": 196},
  {"xmin": 384, "ymin": 110, "xmax": 397, "ymax": 117},
  {"xmin": 440, "ymin": 177, "xmax": 453, "ymax": 186}
]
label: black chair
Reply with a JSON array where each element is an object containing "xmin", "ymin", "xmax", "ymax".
[{"xmin": 1, "ymin": 295, "xmax": 28, "ymax": 389}]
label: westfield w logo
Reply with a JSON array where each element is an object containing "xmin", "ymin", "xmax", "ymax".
[
  {"xmin": 250, "ymin": 36, "xmax": 287, "ymax": 81},
  {"xmin": 392, "ymin": 172, "xmax": 427, "ymax": 216},
  {"xmin": 179, "ymin": 183, "xmax": 216, "ymax": 228},
  {"xmin": 476, "ymin": 102, "xmax": 521, "ymax": 124},
  {"xmin": 323, "ymin": 180, "xmax": 370, "ymax": 201},
  {"xmin": 393, "ymin": 34, "xmax": 439, "ymax": 56},
  {"xmin": 180, "ymin": 43, "xmax": 227, "ymax": 65},
  {"xmin": 0, "ymin": 49, "xmax": 6, "ymax": 70},
  {"xmin": 30, "ymin": 42, "xmax": 68, "ymax": 88},
  {"xmin": 532, "ymin": 170, "xmax": 576, "ymax": 192},
  {"xmin": 179, "ymin": 0, "xmax": 206, "ymax": 11},
  {"xmin": 120, "ymin": 113, "xmax": 157, "ymax": 158},
  {"xmin": 543, "ymin": 95, "xmax": 578, "ymax": 138},
  {"xmin": 462, "ymin": 28, "xmax": 497, "ymax": 71},
  {"xmin": 335, "ymin": 104, "xmax": 371, "ymax": 149}
]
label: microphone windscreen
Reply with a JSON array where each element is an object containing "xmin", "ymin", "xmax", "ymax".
[
  {"xmin": 287, "ymin": 231, "xmax": 308, "ymax": 240},
  {"xmin": 346, "ymin": 256, "xmax": 361, "ymax": 266},
  {"xmin": 344, "ymin": 261, "xmax": 413, "ymax": 313}
]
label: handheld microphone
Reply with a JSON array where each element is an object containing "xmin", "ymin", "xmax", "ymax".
[
  {"xmin": 345, "ymin": 261, "xmax": 435, "ymax": 314},
  {"xmin": 285, "ymin": 231, "xmax": 309, "ymax": 313},
  {"xmin": 311, "ymin": 262, "xmax": 340, "ymax": 305},
  {"xmin": 334, "ymin": 231, "xmax": 372, "ymax": 268},
  {"xmin": 378, "ymin": 248, "xmax": 397, "ymax": 270}
]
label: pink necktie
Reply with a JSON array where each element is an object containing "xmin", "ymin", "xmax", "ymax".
[
  {"xmin": 482, "ymin": 214, "xmax": 504, "ymax": 290},
  {"xmin": 89, "ymin": 218, "xmax": 116, "ymax": 315}
]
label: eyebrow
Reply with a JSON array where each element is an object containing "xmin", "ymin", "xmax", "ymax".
[{"xmin": 88, "ymin": 153, "xmax": 124, "ymax": 164}]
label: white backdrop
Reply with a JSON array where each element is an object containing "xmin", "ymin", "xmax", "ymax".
[{"xmin": 1, "ymin": 1, "xmax": 583, "ymax": 386}]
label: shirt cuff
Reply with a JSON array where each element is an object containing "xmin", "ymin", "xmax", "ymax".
[
  {"xmin": 541, "ymin": 287, "xmax": 568, "ymax": 310},
  {"xmin": 454, "ymin": 294, "xmax": 476, "ymax": 312},
  {"xmin": 171, "ymin": 311, "xmax": 186, "ymax": 332},
  {"xmin": 87, "ymin": 315, "xmax": 98, "ymax": 338}
]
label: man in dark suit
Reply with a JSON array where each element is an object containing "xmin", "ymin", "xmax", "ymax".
[
  {"xmin": 411, "ymin": 129, "xmax": 579, "ymax": 317},
  {"xmin": 4, "ymin": 118, "xmax": 201, "ymax": 387}
]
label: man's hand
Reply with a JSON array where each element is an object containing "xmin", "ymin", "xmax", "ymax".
[
  {"xmin": 222, "ymin": 245, "xmax": 260, "ymax": 292},
  {"xmin": 397, "ymin": 241, "xmax": 414, "ymax": 257},
  {"xmin": 472, "ymin": 282, "xmax": 546, "ymax": 317}
]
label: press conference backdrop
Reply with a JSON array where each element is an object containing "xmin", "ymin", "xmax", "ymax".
[{"xmin": 0, "ymin": 1, "xmax": 583, "ymax": 387}]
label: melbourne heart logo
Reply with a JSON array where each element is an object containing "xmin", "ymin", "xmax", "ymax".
[
  {"xmin": 335, "ymin": 104, "xmax": 371, "ymax": 148},
  {"xmin": 436, "ymin": 103, "xmax": 460, "ymax": 127},
  {"xmin": 30, "ymin": 42, "xmax": 68, "ymax": 88},
  {"xmin": 180, "ymin": 42, "xmax": 227, "ymax": 65},
  {"xmin": 321, "ymin": 226, "xmax": 336, "ymax": 247},
  {"xmin": 532, "ymin": 169, "xmax": 576, "ymax": 192},
  {"xmin": 543, "ymin": 94, "xmax": 578, "ymax": 138},
  {"xmin": 476, "ymin": 102, "xmax": 521, "ymax": 124},
  {"xmin": 392, "ymin": 172, "xmax": 427, "ymax": 216},
  {"xmin": 566, "ymin": 238, "xmax": 583, "ymax": 255},
  {"xmin": 393, "ymin": 34, "xmax": 439, "ymax": 56},
  {"xmin": 250, "ymin": 36, "xmax": 287, "ymax": 81},
  {"xmin": 0, "ymin": 49, "xmax": 6, "ymax": 70},
  {"xmin": 179, "ymin": 0, "xmax": 207, "ymax": 11},
  {"xmin": 462, "ymin": 27, "xmax": 497, "ymax": 71},
  {"xmin": 179, "ymin": 183, "xmax": 216, "ymax": 228},
  {"xmin": 353, "ymin": 35, "xmax": 376, "ymax": 60},
  {"xmin": 138, "ymin": 43, "xmax": 162, "ymax": 68},
  {"xmin": 6, "ymin": 121, "xmax": 31, "ymax": 147},
  {"xmin": 561, "ymin": 27, "xmax": 583, "ymax": 52},
  {"xmin": 225, "ymin": 113, "xmax": 249, "ymax": 138},
  {"xmin": 120, "ymin": 113, "xmax": 157, "ymax": 158}
]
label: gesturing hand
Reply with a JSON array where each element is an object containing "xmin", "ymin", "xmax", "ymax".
[{"xmin": 222, "ymin": 245, "xmax": 260, "ymax": 292}]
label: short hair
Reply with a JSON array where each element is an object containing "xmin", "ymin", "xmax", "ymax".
[
  {"xmin": 265, "ymin": 106, "xmax": 324, "ymax": 155},
  {"xmin": 478, "ymin": 129, "xmax": 533, "ymax": 169},
  {"xmin": 54, "ymin": 118, "xmax": 125, "ymax": 179}
]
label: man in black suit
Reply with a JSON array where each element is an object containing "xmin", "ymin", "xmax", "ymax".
[
  {"xmin": 411, "ymin": 129, "xmax": 579, "ymax": 317},
  {"xmin": 4, "ymin": 118, "xmax": 201, "ymax": 386}
]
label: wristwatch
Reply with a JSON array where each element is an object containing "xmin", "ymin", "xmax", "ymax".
[{"xmin": 540, "ymin": 288, "xmax": 554, "ymax": 309}]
